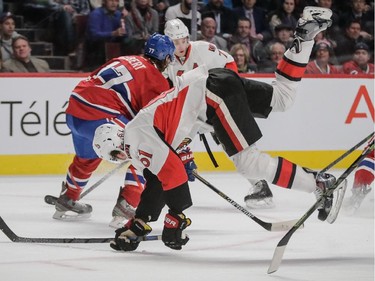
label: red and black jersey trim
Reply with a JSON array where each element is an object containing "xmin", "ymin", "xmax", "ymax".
[
  {"xmin": 276, "ymin": 56, "xmax": 307, "ymax": 82},
  {"xmin": 272, "ymin": 157, "xmax": 297, "ymax": 189}
]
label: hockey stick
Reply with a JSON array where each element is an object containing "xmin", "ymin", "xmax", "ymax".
[
  {"xmin": 192, "ymin": 171, "xmax": 303, "ymax": 232},
  {"xmin": 267, "ymin": 138, "xmax": 374, "ymax": 274},
  {"xmin": 44, "ymin": 161, "xmax": 131, "ymax": 205},
  {"xmin": 319, "ymin": 132, "xmax": 374, "ymax": 174},
  {"xmin": 0, "ymin": 216, "xmax": 161, "ymax": 243}
]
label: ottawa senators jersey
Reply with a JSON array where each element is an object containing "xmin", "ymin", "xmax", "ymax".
[
  {"xmin": 124, "ymin": 66, "xmax": 210, "ymax": 190},
  {"xmin": 164, "ymin": 41, "xmax": 237, "ymax": 86},
  {"xmin": 66, "ymin": 56, "xmax": 170, "ymax": 121}
]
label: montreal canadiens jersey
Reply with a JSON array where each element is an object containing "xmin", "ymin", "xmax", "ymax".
[
  {"xmin": 164, "ymin": 40, "xmax": 237, "ymax": 86},
  {"xmin": 66, "ymin": 56, "xmax": 170, "ymax": 121},
  {"xmin": 124, "ymin": 66, "xmax": 210, "ymax": 190}
]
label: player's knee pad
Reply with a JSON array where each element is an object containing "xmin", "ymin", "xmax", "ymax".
[{"xmin": 232, "ymin": 145, "xmax": 277, "ymax": 181}]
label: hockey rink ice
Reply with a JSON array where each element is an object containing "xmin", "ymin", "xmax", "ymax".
[{"xmin": 0, "ymin": 171, "xmax": 373, "ymax": 281}]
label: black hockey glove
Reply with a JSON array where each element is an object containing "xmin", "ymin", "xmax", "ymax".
[
  {"xmin": 110, "ymin": 218, "xmax": 152, "ymax": 252},
  {"xmin": 162, "ymin": 210, "xmax": 191, "ymax": 250},
  {"xmin": 179, "ymin": 147, "xmax": 197, "ymax": 182}
]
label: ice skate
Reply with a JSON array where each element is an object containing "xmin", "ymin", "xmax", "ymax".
[
  {"xmin": 292, "ymin": 6, "xmax": 332, "ymax": 53},
  {"xmin": 344, "ymin": 185, "xmax": 372, "ymax": 215},
  {"xmin": 326, "ymin": 179, "xmax": 347, "ymax": 224},
  {"xmin": 109, "ymin": 187, "xmax": 136, "ymax": 228},
  {"xmin": 314, "ymin": 173, "xmax": 336, "ymax": 221},
  {"xmin": 53, "ymin": 182, "xmax": 92, "ymax": 220},
  {"xmin": 244, "ymin": 180, "xmax": 275, "ymax": 209}
]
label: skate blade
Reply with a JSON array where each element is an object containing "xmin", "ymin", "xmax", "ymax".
[
  {"xmin": 52, "ymin": 210, "xmax": 91, "ymax": 221},
  {"xmin": 245, "ymin": 198, "xmax": 275, "ymax": 209},
  {"xmin": 109, "ymin": 216, "xmax": 127, "ymax": 229},
  {"xmin": 326, "ymin": 179, "xmax": 347, "ymax": 224}
]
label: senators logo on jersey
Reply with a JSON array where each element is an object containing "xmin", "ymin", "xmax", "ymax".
[{"xmin": 176, "ymin": 137, "xmax": 192, "ymax": 153}]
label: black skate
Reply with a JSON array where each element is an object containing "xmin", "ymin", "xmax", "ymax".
[
  {"xmin": 53, "ymin": 182, "xmax": 92, "ymax": 220},
  {"xmin": 314, "ymin": 173, "xmax": 336, "ymax": 221},
  {"xmin": 244, "ymin": 180, "xmax": 274, "ymax": 209}
]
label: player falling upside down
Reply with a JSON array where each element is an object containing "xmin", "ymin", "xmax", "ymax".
[
  {"xmin": 163, "ymin": 18, "xmax": 277, "ymax": 209},
  {"xmin": 92, "ymin": 7, "xmax": 338, "ymax": 251},
  {"xmin": 53, "ymin": 33, "xmax": 175, "ymax": 225}
]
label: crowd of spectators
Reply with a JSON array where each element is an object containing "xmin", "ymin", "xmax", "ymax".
[{"xmin": 0, "ymin": 0, "xmax": 373, "ymax": 74}]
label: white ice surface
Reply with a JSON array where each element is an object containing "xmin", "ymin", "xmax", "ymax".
[{"xmin": 0, "ymin": 171, "xmax": 373, "ymax": 281}]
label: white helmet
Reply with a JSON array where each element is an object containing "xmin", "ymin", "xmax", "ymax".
[
  {"xmin": 164, "ymin": 19, "xmax": 189, "ymax": 40},
  {"xmin": 93, "ymin": 124, "xmax": 126, "ymax": 164}
]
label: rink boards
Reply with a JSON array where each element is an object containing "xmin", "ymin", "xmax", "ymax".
[{"xmin": 0, "ymin": 73, "xmax": 373, "ymax": 174}]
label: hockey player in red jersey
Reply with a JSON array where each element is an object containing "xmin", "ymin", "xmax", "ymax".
[
  {"xmin": 53, "ymin": 33, "xmax": 175, "ymax": 223},
  {"xmin": 92, "ymin": 7, "xmax": 338, "ymax": 251}
]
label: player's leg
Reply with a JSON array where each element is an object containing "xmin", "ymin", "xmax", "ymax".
[
  {"xmin": 53, "ymin": 115, "xmax": 105, "ymax": 219},
  {"xmin": 206, "ymin": 70, "xmax": 336, "ymax": 220},
  {"xmin": 109, "ymin": 165, "xmax": 145, "ymax": 228},
  {"xmin": 241, "ymin": 7, "xmax": 334, "ymax": 209},
  {"xmin": 344, "ymin": 150, "xmax": 374, "ymax": 214},
  {"xmin": 232, "ymin": 146, "xmax": 336, "ymax": 221}
]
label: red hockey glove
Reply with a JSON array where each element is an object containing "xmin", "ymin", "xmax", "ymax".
[
  {"xmin": 162, "ymin": 210, "xmax": 191, "ymax": 250},
  {"xmin": 179, "ymin": 147, "xmax": 197, "ymax": 182},
  {"xmin": 110, "ymin": 218, "xmax": 152, "ymax": 251}
]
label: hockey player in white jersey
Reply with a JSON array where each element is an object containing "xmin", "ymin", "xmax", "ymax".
[
  {"xmin": 163, "ymin": 18, "xmax": 238, "ymax": 85},
  {"xmin": 93, "ymin": 7, "xmax": 337, "ymax": 251},
  {"xmin": 163, "ymin": 18, "xmax": 277, "ymax": 208}
]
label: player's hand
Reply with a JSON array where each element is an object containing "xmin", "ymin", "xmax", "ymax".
[
  {"xmin": 179, "ymin": 147, "xmax": 197, "ymax": 181},
  {"xmin": 110, "ymin": 218, "xmax": 152, "ymax": 251},
  {"xmin": 162, "ymin": 210, "xmax": 191, "ymax": 250}
]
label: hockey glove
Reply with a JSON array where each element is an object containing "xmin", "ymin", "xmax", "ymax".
[
  {"xmin": 110, "ymin": 218, "xmax": 152, "ymax": 252},
  {"xmin": 179, "ymin": 147, "xmax": 197, "ymax": 182},
  {"xmin": 162, "ymin": 210, "xmax": 191, "ymax": 250}
]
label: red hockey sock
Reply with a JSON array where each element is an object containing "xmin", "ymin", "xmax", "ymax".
[
  {"xmin": 121, "ymin": 185, "xmax": 143, "ymax": 207},
  {"xmin": 65, "ymin": 185, "xmax": 82, "ymax": 201}
]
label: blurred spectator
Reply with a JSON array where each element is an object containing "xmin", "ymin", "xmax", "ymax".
[
  {"xmin": 0, "ymin": 1, "xmax": 3, "ymax": 14},
  {"xmin": 339, "ymin": 0, "xmax": 374, "ymax": 37},
  {"xmin": 200, "ymin": 0, "xmax": 237, "ymax": 36},
  {"xmin": 268, "ymin": 0, "xmax": 299, "ymax": 36},
  {"xmin": 252, "ymin": 23, "xmax": 293, "ymax": 63},
  {"xmin": 314, "ymin": 30, "xmax": 337, "ymax": 49},
  {"xmin": 257, "ymin": 0, "xmax": 310, "ymax": 14},
  {"xmin": 233, "ymin": 0, "xmax": 271, "ymax": 41},
  {"xmin": 256, "ymin": 41, "xmax": 285, "ymax": 73},
  {"xmin": 86, "ymin": 0, "xmax": 127, "ymax": 68},
  {"xmin": 20, "ymin": 1, "xmax": 90, "ymax": 55},
  {"xmin": 335, "ymin": 19, "xmax": 373, "ymax": 64},
  {"xmin": 2, "ymin": 35, "xmax": 50, "ymax": 72},
  {"xmin": 202, "ymin": 0, "xmax": 238, "ymax": 9},
  {"xmin": 0, "ymin": 12, "xmax": 20, "ymax": 64},
  {"xmin": 89, "ymin": 0, "xmax": 125, "ymax": 9},
  {"xmin": 197, "ymin": 16, "xmax": 228, "ymax": 51},
  {"xmin": 254, "ymin": 0, "xmax": 280, "ymax": 13},
  {"xmin": 343, "ymin": 42, "xmax": 374, "ymax": 74},
  {"xmin": 164, "ymin": 0, "xmax": 201, "ymax": 33},
  {"xmin": 123, "ymin": 0, "xmax": 159, "ymax": 55},
  {"xmin": 152, "ymin": 0, "xmax": 170, "ymax": 33},
  {"xmin": 228, "ymin": 17, "xmax": 258, "ymax": 63},
  {"xmin": 314, "ymin": 0, "xmax": 340, "ymax": 38},
  {"xmin": 305, "ymin": 40, "xmax": 341, "ymax": 74},
  {"xmin": 270, "ymin": 23, "xmax": 294, "ymax": 48},
  {"xmin": 53, "ymin": 0, "xmax": 91, "ymax": 55},
  {"xmin": 229, "ymin": 43, "xmax": 257, "ymax": 73}
]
